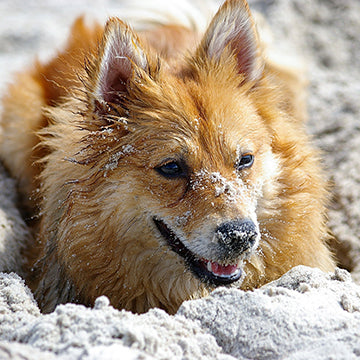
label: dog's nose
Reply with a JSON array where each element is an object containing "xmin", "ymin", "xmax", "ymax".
[{"xmin": 215, "ymin": 219, "xmax": 258, "ymax": 255}]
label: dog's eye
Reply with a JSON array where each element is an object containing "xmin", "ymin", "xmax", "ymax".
[
  {"xmin": 236, "ymin": 154, "xmax": 254, "ymax": 171},
  {"xmin": 156, "ymin": 160, "xmax": 186, "ymax": 179}
]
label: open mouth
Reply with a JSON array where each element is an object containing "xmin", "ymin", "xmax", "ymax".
[{"xmin": 153, "ymin": 218, "xmax": 242, "ymax": 286}]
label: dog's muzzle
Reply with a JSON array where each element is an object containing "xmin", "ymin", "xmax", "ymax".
[{"xmin": 153, "ymin": 217, "xmax": 259, "ymax": 286}]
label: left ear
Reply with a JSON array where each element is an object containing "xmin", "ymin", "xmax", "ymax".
[
  {"xmin": 198, "ymin": 0, "xmax": 263, "ymax": 82},
  {"xmin": 90, "ymin": 18, "xmax": 149, "ymax": 106}
]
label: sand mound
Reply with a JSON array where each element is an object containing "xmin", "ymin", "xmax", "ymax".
[{"xmin": 1, "ymin": 267, "xmax": 360, "ymax": 359}]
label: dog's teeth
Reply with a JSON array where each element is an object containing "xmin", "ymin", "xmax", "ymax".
[{"xmin": 206, "ymin": 261, "xmax": 241, "ymax": 277}]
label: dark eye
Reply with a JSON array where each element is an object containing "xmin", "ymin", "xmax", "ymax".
[
  {"xmin": 156, "ymin": 160, "xmax": 186, "ymax": 179},
  {"xmin": 236, "ymin": 154, "xmax": 254, "ymax": 171}
]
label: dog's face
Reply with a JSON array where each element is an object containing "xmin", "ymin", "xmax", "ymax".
[
  {"xmin": 121, "ymin": 83, "xmax": 279, "ymax": 288},
  {"xmin": 147, "ymin": 125, "xmax": 273, "ymax": 287}
]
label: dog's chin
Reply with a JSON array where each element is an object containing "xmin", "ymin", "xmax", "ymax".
[{"xmin": 153, "ymin": 218, "xmax": 243, "ymax": 286}]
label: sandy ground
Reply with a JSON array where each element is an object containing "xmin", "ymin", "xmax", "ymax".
[
  {"xmin": 1, "ymin": 0, "xmax": 360, "ymax": 359},
  {"xmin": 1, "ymin": 266, "xmax": 360, "ymax": 360}
]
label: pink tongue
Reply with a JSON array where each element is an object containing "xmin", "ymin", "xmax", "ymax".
[{"xmin": 210, "ymin": 262, "xmax": 239, "ymax": 276}]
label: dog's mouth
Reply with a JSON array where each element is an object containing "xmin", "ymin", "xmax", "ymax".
[{"xmin": 153, "ymin": 218, "xmax": 242, "ymax": 286}]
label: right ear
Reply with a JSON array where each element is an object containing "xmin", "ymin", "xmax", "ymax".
[
  {"xmin": 197, "ymin": 0, "xmax": 263, "ymax": 83},
  {"xmin": 89, "ymin": 18, "xmax": 148, "ymax": 105}
]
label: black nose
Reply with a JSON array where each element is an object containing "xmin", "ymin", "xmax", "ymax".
[{"xmin": 215, "ymin": 219, "xmax": 258, "ymax": 256}]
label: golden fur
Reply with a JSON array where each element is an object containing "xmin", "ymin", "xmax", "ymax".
[{"xmin": 0, "ymin": 0, "xmax": 335, "ymax": 314}]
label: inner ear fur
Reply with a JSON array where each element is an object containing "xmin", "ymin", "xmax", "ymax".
[
  {"xmin": 197, "ymin": 0, "xmax": 264, "ymax": 82},
  {"xmin": 88, "ymin": 18, "xmax": 149, "ymax": 106}
]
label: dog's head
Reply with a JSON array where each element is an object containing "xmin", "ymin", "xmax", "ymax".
[{"xmin": 44, "ymin": 0, "xmax": 319, "ymax": 313}]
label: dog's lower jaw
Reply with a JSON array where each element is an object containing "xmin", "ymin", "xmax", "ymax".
[{"xmin": 153, "ymin": 217, "xmax": 244, "ymax": 287}]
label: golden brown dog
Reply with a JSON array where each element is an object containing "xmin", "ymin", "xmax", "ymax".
[{"xmin": 0, "ymin": 0, "xmax": 335, "ymax": 313}]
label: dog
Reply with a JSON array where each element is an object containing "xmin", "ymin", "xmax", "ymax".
[{"xmin": 0, "ymin": 0, "xmax": 335, "ymax": 314}]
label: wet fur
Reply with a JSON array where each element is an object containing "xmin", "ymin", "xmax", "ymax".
[{"xmin": 0, "ymin": 0, "xmax": 335, "ymax": 314}]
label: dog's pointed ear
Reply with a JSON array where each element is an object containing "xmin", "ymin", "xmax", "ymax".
[
  {"xmin": 198, "ymin": 0, "xmax": 263, "ymax": 82},
  {"xmin": 90, "ymin": 18, "xmax": 148, "ymax": 105}
]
